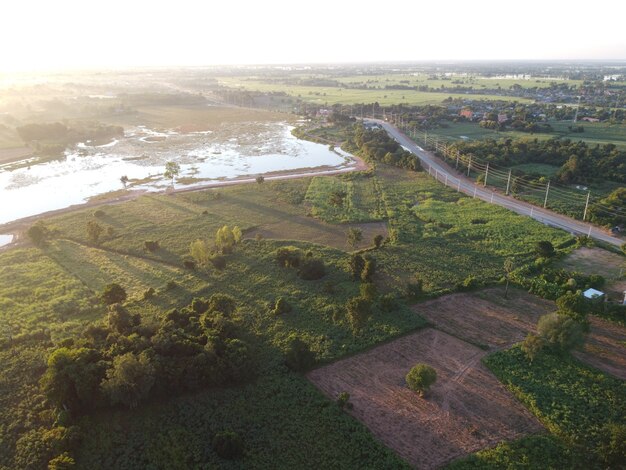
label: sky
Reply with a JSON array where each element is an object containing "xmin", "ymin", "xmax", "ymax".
[{"xmin": 1, "ymin": 0, "xmax": 625, "ymax": 72}]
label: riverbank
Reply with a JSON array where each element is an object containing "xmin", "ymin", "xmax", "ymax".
[{"xmin": 0, "ymin": 153, "xmax": 368, "ymax": 251}]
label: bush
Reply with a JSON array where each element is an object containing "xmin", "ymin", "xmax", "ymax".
[
  {"xmin": 521, "ymin": 333, "xmax": 545, "ymax": 362},
  {"xmin": 298, "ymin": 258, "xmax": 326, "ymax": 280},
  {"xmin": 144, "ymin": 240, "xmax": 160, "ymax": 252},
  {"xmin": 346, "ymin": 296, "xmax": 372, "ymax": 332},
  {"xmin": 359, "ymin": 283, "xmax": 377, "ymax": 302},
  {"xmin": 460, "ymin": 275, "xmax": 479, "ymax": 291},
  {"xmin": 379, "ymin": 293, "xmax": 398, "ymax": 313},
  {"xmin": 537, "ymin": 312, "xmax": 585, "ymax": 353},
  {"xmin": 101, "ymin": 283, "xmax": 127, "ymax": 305},
  {"xmin": 405, "ymin": 364, "xmax": 437, "ymax": 396},
  {"xmin": 373, "ymin": 234, "xmax": 384, "ymax": 248},
  {"xmin": 535, "ymin": 240, "xmax": 556, "ymax": 258},
  {"xmin": 284, "ymin": 335, "xmax": 315, "ymax": 372},
  {"xmin": 276, "ymin": 246, "xmax": 301, "ymax": 268},
  {"xmin": 208, "ymin": 293, "xmax": 237, "ymax": 316},
  {"xmin": 272, "ymin": 297, "xmax": 292, "ymax": 315},
  {"xmin": 142, "ymin": 287, "xmax": 155, "ymax": 300},
  {"xmin": 27, "ymin": 222, "xmax": 49, "ymax": 246},
  {"xmin": 210, "ymin": 255, "xmax": 226, "ymax": 270},
  {"xmin": 406, "ymin": 277, "xmax": 423, "ymax": 298},
  {"xmin": 212, "ymin": 431, "xmax": 244, "ymax": 460},
  {"xmin": 337, "ymin": 392, "xmax": 353, "ymax": 410}
]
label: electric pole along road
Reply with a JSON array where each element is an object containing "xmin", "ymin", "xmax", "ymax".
[{"xmin": 369, "ymin": 119, "xmax": 623, "ymax": 247}]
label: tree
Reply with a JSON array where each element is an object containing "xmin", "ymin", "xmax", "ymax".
[
  {"xmin": 255, "ymin": 175, "xmax": 264, "ymax": 185},
  {"xmin": 120, "ymin": 175, "xmax": 129, "ymax": 188},
  {"xmin": 349, "ymin": 253, "xmax": 365, "ymax": 280},
  {"xmin": 207, "ymin": 293, "xmax": 237, "ymax": 316},
  {"xmin": 101, "ymin": 352, "xmax": 155, "ymax": 408},
  {"xmin": 284, "ymin": 335, "xmax": 315, "ymax": 372},
  {"xmin": 521, "ymin": 333, "xmax": 545, "ymax": 362},
  {"xmin": 556, "ymin": 291, "xmax": 589, "ymax": 325},
  {"xmin": 86, "ymin": 220, "xmax": 103, "ymax": 244},
  {"xmin": 373, "ymin": 234, "xmax": 384, "ymax": 248},
  {"xmin": 107, "ymin": 304, "xmax": 137, "ymax": 334},
  {"xmin": 535, "ymin": 240, "xmax": 555, "ymax": 258},
  {"xmin": 189, "ymin": 239, "xmax": 210, "ymax": 265},
  {"xmin": 27, "ymin": 222, "xmax": 49, "ymax": 246},
  {"xmin": 346, "ymin": 227, "xmax": 362, "ymax": 249},
  {"xmin": 101, "ymin": 283, "xmax": 127, "ymax": 305},
  {"xmin": 503, "ymin": 257, "xmax": 515, "ymax": 299},
  {"xmin": 212, "ymin": 431, "xmax": 244, "ymax": 460},
  {"xmin": 48, "ymin": 452, "xmax": 76, "ymax": 470},
  {"xmin": 537, "ymin": 312, "xmax": 585, "ymax": 353},
  {"xmin": 405, "ymin": 364, "xmax": 437, "ymax": 396},
  {"xmin": 216, "ymin": 225, "xmax": 241, "ymax": 254},
  {"xmin": 346, "ymin": 296, "xmax": 372, "ymax": 332},
  {"xmin": 163, "ymin": 161, "xmax": 180, "ymax": 185}
]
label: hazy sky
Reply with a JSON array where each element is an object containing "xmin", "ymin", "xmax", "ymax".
[{"xmin": 2, "ymin": 0, "xmax": 625, "ymax": 71}]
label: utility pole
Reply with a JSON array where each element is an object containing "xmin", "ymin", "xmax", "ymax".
[
  {"xmin": 543, "ymin": 182, "xmax": 550, "ymax": 208},
  {"xmin": 583, "ymin": 191, "xmax": 591, "ymax": 221},
  {"xmin": 484, "ymin": 163, "xmax": 489, "ymax": 187},
  {"xmin": 505, "ymin": 170, "xmax": 512, "ymax": 195}
]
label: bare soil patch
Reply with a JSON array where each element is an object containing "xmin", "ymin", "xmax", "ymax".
[
  {"xmin": 308, "ymin": 329, "xmax": 543, "ymax": 470},
  {"xmin": 413, "ymin": 287, "xmax": 553, "ymax": 349},
  {"xmin": 574, "ymin": 316, "xmax": 626, "ymax": 380},
  {"xmin": 0, "ymin": 146, "xmax": 32, "ymax": 165}
]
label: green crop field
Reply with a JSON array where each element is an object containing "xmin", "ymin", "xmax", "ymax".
[
  {"xmin": 217, "ymin": 77, "xmax": 535, "ymax": 106},
  {"xmin": 423, "ymin": 120, "xmax": 626, "ymax": 149}
]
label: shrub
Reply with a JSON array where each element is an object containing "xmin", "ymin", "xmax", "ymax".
[
  {"xmin": 535, "ymin": 240, "xmax": 556, "ymax": 258},
  {"xmin": 379, "ymin": 293, "xmax": 398, "ymax": 313},
  {"xmin": 405, "ymin": 364, "xmax": 437, "ymax": 396},
  {"xmin": 346, "ymin": 296, "xmax": 372, "ymax": 332},
  {"xmin": 48, "ymin": 452, "xmax": 76, "ymax": 470},
  {"xmin": 208, "ymin": 293, "xmax": 237, "ymax": 316},
  {"xmin": 373, "ymin": 234, "xmax": 384, "ymax": 248},
  {"xmin": 537, "ymin": 312, "xmax": 585, "ymax": 353},
  {"xmin": 588, "ymin": 274, "xmax": 605, "ymax": 289},
  {"xmin": 460, "ymin": 275, "xmax": 479, "ymax": 291},
  {"xmin": 212, "ymin": 431, "xmax": 244, "ymax": 460},
  {"xmin": 284, "ymin": 335, "xmax": 315, "ymax": 372},
  {"xmin": 276, "ymin": 246, "xmax": 301, "ymax": 268},
  {"xmin": 86, "ymin": 220, "xmax": 104, "ymax": 244},
  {"xmin": 406, "ymin": 277, "xmax": 423, "ymax": 298},
  {"xmin": 142, "ymin": 287, "xmax": 155, "ymax": 300},
  {"xmin": 337, "ymin": 392, "xmax": 353, "ymax": 410},
  {"xmin": 101, "ymin": 283, "xmax": 127, "ymax": 305},
  {"xmin": 210, "ymin": 255, "xmax": 226, "ymax": 270},
  {"xmin": 359, "ymin": 283, "xmax": 377, "ymax": 302},
  {"xmin": 272, "ymin": 297, "xmax": 292, "ymax": 315},
  {"xmin": 521, "ymin": 333, "xmax": 545, "ymax": 362},
  {"xmin": 361, "ymin": 256, "xmax": 376, "ymax": 282},
  {"xmin": 27, "ymin": 222, "xmax": 49, "ymax": 246},
  {"xmin": 144, "ymin": 240, "xmax": 160, "ymax": 252},
  {"xmin": 298, "ymin": 258, "xmax": 326, "ymax": 280},
  {"xmin": 349, "ymin": 253, "xmax": 365, "ymax": 280}
]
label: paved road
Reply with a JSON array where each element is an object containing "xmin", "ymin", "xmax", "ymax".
[{"xmin": 371, "ymin": 119, "xmax": 624, "ymax": 247}]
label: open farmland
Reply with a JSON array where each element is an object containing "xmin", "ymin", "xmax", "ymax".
[
  {"xmin": 413, "ymin": 287, "xmax": 553, "ymax": 349},
  {"xmin": 414, "ymin": 287, "xmax": 626, "ymax": 380},
  {"xmin": 308, "ymin": 328, "xmax": 543, "ymax": 470}
]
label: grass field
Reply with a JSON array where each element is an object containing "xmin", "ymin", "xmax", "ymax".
[
  {"xmin": 217, "ymin": 78, "xmax": 535, "ymax": 106},
  {"xmin": 423, "ymin": 120, "xmax": 626, "ymax": 149}
]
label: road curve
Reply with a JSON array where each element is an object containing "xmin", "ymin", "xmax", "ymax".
[{"xmin": 371, "ymin": 119, "xmax": 624, "ymax": 247}]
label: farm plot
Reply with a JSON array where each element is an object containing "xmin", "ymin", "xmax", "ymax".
[
  {"xmin": 573, "ymin": 316, "xmax": 626, "ymax": 380},
  {"xmin": 413, "ymin": 287, "xmax": 553, "ymax": 349},
  {"xmin": 307, "ymin": 328, "xmax": 543, "ymax": 470},
  {"xmin": 414, "ymin": 287, "xmax": 626, "ymax": 379}
]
